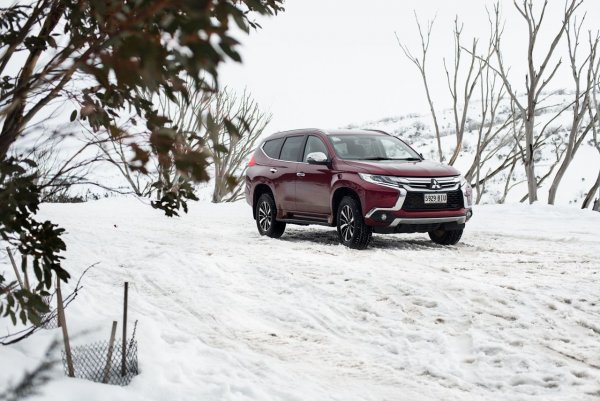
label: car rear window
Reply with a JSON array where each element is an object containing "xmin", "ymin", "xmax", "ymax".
[
  {"xmin": 279, "ymin": 136, "xmax": 304, "ymax": 162},
  {"xmin": 262, "ymin": 138, "xmax": 284, "ymax": 158}
]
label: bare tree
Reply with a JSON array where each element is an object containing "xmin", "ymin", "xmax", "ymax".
[
  {"xmin": 443, "ymin": 18, "xmax": 485, "ymax": 165},
  {"xmin": 396, "ymin": 13, "xmax": 444, "ymax": 162},
  {"xmin": 548, "ymin": 23, "xmax": 600, "ymax": 204},
  {"xmin": 582, "ymin": 85, "xmax": 600, "ymax": 210},
  {"xmin": 96, "ymin": 84, "xmax": 271, "ymax": 203},
  {"xmin": 488, "ymin": 0, "xmax": 582, "ymax": 203},
  {"xmin": 87, "ymin": 79, "xmax": 212, "ymax": 200},
  {"xmin": 151, "ymin": 83, "xmax": 272, "ymax": 203},
  {"xmin": 208, "ymin": 88, "xmax": 272, "ymax": 202},
  {"xmin": 519, "ymin": 127, "xmax": 569, "ymax": 202},
  {"xmin": 474, "ymin": 104, "xmax": 526, "ymax": 204},
  {"xmin": 499, "ymin": 158, "xmax": 524, "ymax": 204},
  {"xmin": 97, "ymin": 133, "xmax": 154, "ymax": 197},
  {"xmin": 28, "ymin": 137, "xmax": 105, "ymax": 202},
  {"xmin": 463, "ymin": 25, "xmax": 512, "ymax": 194}
]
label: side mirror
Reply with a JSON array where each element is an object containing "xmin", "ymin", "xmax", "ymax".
[
  {"xmin": 419, "ymin": 153, "xmax": 424, "ymax": 160},
  {"xmin": 306, "ymin": 152, "xmax": 329, "ymax": 165}
]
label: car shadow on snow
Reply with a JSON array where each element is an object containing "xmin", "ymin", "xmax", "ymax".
[
  {"xmin": 280, "ymin": 228, "xmax": 340, "ymax": 246},
  {"xmin": 280, "ymin": 228, "xmax": 466, "ymax": 251},
  {"xmin": 370, "ymin": 236, "xmax": 456, "ymax": 251}
]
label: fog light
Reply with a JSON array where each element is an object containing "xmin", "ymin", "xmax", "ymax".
[{"xmin": 381, "ymin": 213, "xmax": 387, "ymax": 221}]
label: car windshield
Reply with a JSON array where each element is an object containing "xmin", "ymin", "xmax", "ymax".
[{"xmin": 328, "ymin": 134, "xmax": 421, "ymax": 161}]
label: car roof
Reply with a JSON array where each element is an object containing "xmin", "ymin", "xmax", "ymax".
[
  {"xmin": 324, "ymin": 129, "xmax": 389, "ymax": 136},
  {"xmin": 264, "ymin": 128, "xmax": 389, "ymax": 141}
]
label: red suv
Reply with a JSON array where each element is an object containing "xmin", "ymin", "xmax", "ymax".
[{"xmin": 245, "ymin": 129, "xmax": 473, "ymax": 249}]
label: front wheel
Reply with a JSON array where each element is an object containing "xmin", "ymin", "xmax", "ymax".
[
  {"xmin": 428, "ymin": 228, "xmax": 463, "ymax": 245},
  {"xmin": 336, "ymin": 196, "xmax": 372, "ymax": 249},
  {"xmin": 255, "ymin": 193, "xmax": 286, "ymax": 238}
]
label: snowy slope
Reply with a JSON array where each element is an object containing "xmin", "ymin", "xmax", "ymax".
[
  {"xmin": 347, "ymin": 91, "xmax": 600, "ymax": 206},
  {"xmin": 1, "ymin": 198, "xmax": 599, "ymax": 401}
]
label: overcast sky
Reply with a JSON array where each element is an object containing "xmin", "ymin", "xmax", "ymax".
[{"xmin": 220, "ymin": 0, "xmax": 600, "ymax": 133}]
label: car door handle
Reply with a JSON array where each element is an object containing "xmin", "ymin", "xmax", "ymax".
[
  {"xmin": 296, "ymin": 172, "xmax": 305, "ymax": 177},
  {"xmin": 269, "ymin": 168, "xmax": 277, "ymax": 173}
]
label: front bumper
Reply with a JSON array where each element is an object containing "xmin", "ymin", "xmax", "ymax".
[{"xmin": 362, "ymin": 180, "xmax": 473, "ymax": 232}]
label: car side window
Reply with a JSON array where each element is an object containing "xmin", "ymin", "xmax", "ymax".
[
  {"xmin": 303, "ymin": 136, "xmax": 328, "ymax": 162},
  {"xmin": 279, "ymin": 136, "xmax": 305, "ymax": 162},
  {"xmin": 262, "ymin": 138, "xmax": 284, "ymax": 158}
]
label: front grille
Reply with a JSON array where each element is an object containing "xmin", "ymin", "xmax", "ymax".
[
  {"xmin": 403, "ymin": 190, "xmax": 464, "ymax": 211},
  {"xmin": 399, "ymin": 176, "xmax": 459, "ymax": 191}
]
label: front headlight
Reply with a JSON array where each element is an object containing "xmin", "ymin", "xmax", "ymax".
[{"xmin": 358, "ymin": 173, "xmax": 399, "ymax": 187}]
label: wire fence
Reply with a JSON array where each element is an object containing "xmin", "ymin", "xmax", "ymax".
[
  {"xmin": 62, "ymin": 338, "xmax": 138, "ymax": 386},
  {"xmin": 39, "ymin": 310, "xmax": 59, "ymax": 330},
  {"xmin": 39, "ymin": 295, "xmax": 59, "ymax": 330}
]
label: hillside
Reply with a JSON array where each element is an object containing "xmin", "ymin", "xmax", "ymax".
[
  {"xmin": 1, "ymin": 198, "xmax": 599, "ymax": 401},
  {"xmin": 346, "ymin": 91, "xmax": 600, "ymax": 207}
]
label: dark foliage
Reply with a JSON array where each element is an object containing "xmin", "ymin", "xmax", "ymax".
[
  {"xmin": 0, "ymin": 158, "xmax": 63, "ymax": 325},
  {"xmin": 0, "ymin": 0, "xmax": 284, "ymax": 327}
]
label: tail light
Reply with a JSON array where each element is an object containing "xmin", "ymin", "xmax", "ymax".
[{"xmin": 248, "ymin": 155, "xmax": 256, "ymax": 167}]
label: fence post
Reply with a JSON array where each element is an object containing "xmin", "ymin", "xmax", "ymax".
[
  {"xmin": 6, "ymin": 248, "xmax": 23, "ymax": 290},
  {"xmin": 56, "ymin": 279, "xmax": 74, "ymax": 377},
  {"xmin": 21, "ymin": 254, "xmax": 30, "ymax": 291},
  {"xmin": 121, "ymin": 282, "xmax": 129, "ymax": 377},
  {"xmin": 103, "ymin": 321, "xmax": 118, "ymax": 384}
]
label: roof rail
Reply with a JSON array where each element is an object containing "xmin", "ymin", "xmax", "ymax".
[{"xmin": 363, "ymin": 129, "xmax": 392, "ymax": 136}]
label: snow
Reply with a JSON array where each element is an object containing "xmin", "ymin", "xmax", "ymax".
[
  {"xmin": 1, "ymin": 198, "xmax": 600, "ymax": 400},
  {"xmin": 348, "ymin": 91, "xmax": 600, "ymax": 207}
]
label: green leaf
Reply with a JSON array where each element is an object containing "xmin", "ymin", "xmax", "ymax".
[
  {"xmin": 70, "ymin": 110, "xmax": 77, "ymax": 122},
  {"xmin": 47, "ymin": 36, "xmax": 57, "ymax": 48}
]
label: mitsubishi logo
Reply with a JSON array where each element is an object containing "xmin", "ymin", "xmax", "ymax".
[{"xmin": 430, "ymin": 179, "xmax": 441, "ymax": 190}]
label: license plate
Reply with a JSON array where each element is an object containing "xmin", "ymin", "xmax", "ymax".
[{"xmin": 424, "ymin": 193, "xmax": 447, "ymax": 204}]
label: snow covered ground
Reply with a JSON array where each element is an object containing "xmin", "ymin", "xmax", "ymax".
[{"xmin": 1, "ymin": 198, "xmax": 600, "ymax": 401}]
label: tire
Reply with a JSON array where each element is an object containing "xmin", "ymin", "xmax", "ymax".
[
  {"xmin": 336, "ymin": 196, "xmax": 372, "ymax": 249},
  {"xmin": 428, "ymin": 228, "xmax": 463, "ymax": 245},
  {"xmin": 255, "ymin": 193, "xmax": 286, "ymax": 238}
]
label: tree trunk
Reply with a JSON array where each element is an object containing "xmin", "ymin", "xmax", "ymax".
[
  {"xmin": 212, "ymin": 170, "xmax": 225, "ymax": 203},
  {"xmin": 423, "ymin": 80, "xmax": 444, "ymax": 163},
  {"xmin": 547, "ymin": 153, "xmax": 570, "ymax": 205},
  {"xmin": 0, "ymin": 1, "xmax": 65, "ymax": 160},
  {"xmin": 582, "ymin": 169, "xmax": 600, "ymax": 209},
  {"xmin": 523, "ymin": 114, "xmax": 538, "ymax": 203}
]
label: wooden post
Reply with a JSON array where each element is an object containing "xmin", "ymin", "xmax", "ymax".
[
  {"xmin": 121, "ymin": 282, "xmax": 128, "ymax": 377},
  {"xmin": 6, "ymin": 248, "xmax": 23, "ymax": 290},
  {"xmin": 56, "ymin": 291, "xmax": 62, "ymax": 328},
  {"xmin": 21, "ymin": 255, "xmax": 30, "ymax": 291},
  {"xmin": 56, "ymin": 280, "xmax": 74, "ymax": 377},
  {"xmin": 103, "ymin": 321, "xmax": 118, "ymax": 384}
]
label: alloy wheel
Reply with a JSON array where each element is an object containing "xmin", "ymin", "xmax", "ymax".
[
  {"xmin": 258, "ymin": 200, "xmax": 272, "ymax": 232},
  {"xmin": 339, "ymin": 205, "xmax": 355, "ymax": 242}
]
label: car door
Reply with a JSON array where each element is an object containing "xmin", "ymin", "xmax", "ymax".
[
  {"xmin": 272, "ymin": 135, "xmax": 304, "ymax": 212},
  {"xmin": 295, "ymin": 135, "xmax": 333, "ymax": 215}
]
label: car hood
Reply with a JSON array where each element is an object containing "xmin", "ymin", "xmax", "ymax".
[{"xmin": 338, "ymin": 159, "xmax": 461, "ymax": 177}]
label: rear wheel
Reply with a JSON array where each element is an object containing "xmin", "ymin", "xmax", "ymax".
[
  {"xmin": 255, "ymin": 193, "xmax": 286, "ymax": 238},
  {"xmin": 336, "ymin": 196, "xmax": 372, "ymax": 249},
  {"xmin": 428, "ymin": 228, "xmax": 463, "ymax": 245}
]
